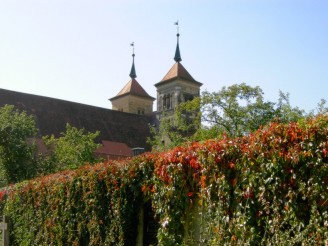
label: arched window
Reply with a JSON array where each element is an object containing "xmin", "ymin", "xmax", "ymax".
[{"xmin": 163, "ymin": 94, "xmax": 172, "ymax": 110}]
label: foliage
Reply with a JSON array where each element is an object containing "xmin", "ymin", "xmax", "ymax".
[
  {"xmin": 274, "ymin": 91, "xmax": 306, "ymax": 124},
  {"xmin": 1, "ymin": 115, "xmax": 328, "ymax": 245},
  {"xmin": 201, "ymin": 83, "xmax": 277, "ymax": 137},
  {"xmin": 148, "ymin": 113, "xmax": 198, "ymax": 152},
  {"xmin": 42, "ymin": 124, "xmax": 101, "ymax": 171},
  {"xmin": 0, "ymin": 105, "xmax": 38, "ymax": 186},
  {"xmin": 310, "ymin": 98, "xmax": 328, "ymax": 116},
  {"xmin": 149, "ymin": 83, "xmax": 307, "ymax": 151},
  {"xmin": 0, "ymin": 106, "xmax": 102, "ymax": 185}
]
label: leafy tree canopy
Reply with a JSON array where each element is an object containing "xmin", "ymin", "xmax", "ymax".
[
  {"xmin": 42, "ymin": 124, "xmax": 101, "ymax": 171},
  {"xmin": 0, "ymin": 105, "xmax": 103, "ymax": 184},
  {"xmin": 0, "ymin": 105, "xmax": 38, "ymax": 185},
  {"xmin": 149, "ymin": 83, "xmax": 310, "ymax": 150}
]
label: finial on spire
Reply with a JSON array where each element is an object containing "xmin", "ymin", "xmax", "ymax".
[
  {"xmin": 174, "ymin": 21, "xmax": 182, "ymax": 62},
  {"xmin": 174, "ymin": 20, "xmax": 179, "ymax": 35},
  {"xmin": 129, "ymin": 42, "xmax": 137, "ymax": 79}
]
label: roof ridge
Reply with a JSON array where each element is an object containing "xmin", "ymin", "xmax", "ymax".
[
  {"xmin": 160, "ymin": 62, "xmax": 195, "ymax": 82},
  {"xmin": 110, "ymin": 79, "xmax": 155, "ymax": 101}
]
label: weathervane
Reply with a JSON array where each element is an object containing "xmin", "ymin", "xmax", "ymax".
[
  {"xmin": 174, "ymin": 21, "xmax": 182, "ymax": 62},
  {"xmin": 174, "ymin": 20, "xmax": 179, "ymax": 36},
  {"xmin": 129, "ymin": 42, "xmax": 137, "ymax": 78},
  {"xmin": 130, "ymin": 42, "xmax": 135, "ymax": 57}
]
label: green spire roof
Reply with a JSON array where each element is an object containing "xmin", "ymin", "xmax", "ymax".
[
  {"xmin": 129, "ymin": 53, "xmax": 137, "ymax": 79},
  {"xmin": 174, "ymin": 33, "xmax": 182, "ymax": 62}
]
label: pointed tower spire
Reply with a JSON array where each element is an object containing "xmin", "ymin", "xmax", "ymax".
[
  {"xmin": 174, "ymin": 21, "xmax": 182, "ymax": 63},
  {"xmin": 129, "ymin": 42, "xmax": 137, "ymax": 79}
]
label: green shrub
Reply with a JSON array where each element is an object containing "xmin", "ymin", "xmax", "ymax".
[{"xmin": 1, "ymin": 115, "xmax": 327, "ymax": 245}]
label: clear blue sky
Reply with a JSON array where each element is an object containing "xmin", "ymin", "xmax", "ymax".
[{"xmin": 0, "ymin": 0, "xmax": 327, "ymax": 112}]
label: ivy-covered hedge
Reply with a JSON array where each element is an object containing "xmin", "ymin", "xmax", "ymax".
[{"xmin": 0, "ymin": 116, "xmax": 328, "ymax": 245}]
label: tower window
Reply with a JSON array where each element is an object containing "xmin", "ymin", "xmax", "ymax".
[
  {"xmin": 163, "ymin": 94, "xmax": 172, "ymax": 110},
  {"xmin": 138, "ymin": 108, "xmax": 145, "ymax": 115},
  {"xmin": 183, "ymin": 93, "xmax": 194, "ymax": 102}
]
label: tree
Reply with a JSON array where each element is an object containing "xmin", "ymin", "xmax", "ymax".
[
  {"xmin": 149, "ymin": 83, "xmax": 307, "ymax": 150},
  {"xmin": 0, "ymin": 106, "xmax": 103, "ymax": 184},
  {"xmin": 148, "ymin": 98, "xmax": 202, "ymax": 151},
  {"xmin": 42, "ymin": 124, "xmax": 101, "ymax": 171},
  {"xmin": 148, "ymin": 115, "xmax": 188, "ymax": 151},
  {"xmin": 0, "ymin": 105, "xmax": 38, "ymax": 186},
  {"xmin": 309, "ymin": 98, "xmax": 328, "ymax": 116},
  {"xmin": 200, "ymin": 83, "xmax": 277, "ymax": 137},
  {"xmin": 274, "ymin": 91, "xmax": 305, "ymax": 124}
]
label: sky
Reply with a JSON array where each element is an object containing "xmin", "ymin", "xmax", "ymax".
[{"xmin": 0, "ymin": 0, "xmax": 327, "ymax": 113}]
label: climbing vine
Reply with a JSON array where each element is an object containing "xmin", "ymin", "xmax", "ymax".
[{"xmin": 0, "ymin": 115, "xmax": 327, "ymax": 245}]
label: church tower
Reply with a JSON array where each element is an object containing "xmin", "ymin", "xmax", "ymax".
[
  {"xmin": 110, "ymin": 43, "xmax": 155, "ymax": 115},
  {"xmin": 155, "ymin": 22, "xmax": 202, "ymax": 119}
]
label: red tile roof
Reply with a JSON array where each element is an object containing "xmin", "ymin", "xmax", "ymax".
[
  {"xmin": 94, "ymin": 140, "xmax": 132, "ymax": 157},
  {"xmin": 155, "ymin": 62, "xmax": 202, "ymax": 87},
  {"xmin": 110, "ymin": 79, "xmax": 155, "ymax": 101}
]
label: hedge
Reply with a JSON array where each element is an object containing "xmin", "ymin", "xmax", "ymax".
[{"xmin": 0, "ymin": 115, "xmax": 327, "ymax": 245}]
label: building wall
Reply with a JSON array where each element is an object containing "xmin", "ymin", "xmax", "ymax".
[
  {"xmin": 0, "ymin": 88, "xmax": 154, "ymax": 150},
  {"xmin": 156, "ymin": 79, "xmax": 201, "ymax": 114},
  {"xmin": 111, "ymin": 95, "xmax": 153, "ymax": 115},
  {"xmin": 155, "ymin": 78, "xmax": 201, "ymax": 147}
]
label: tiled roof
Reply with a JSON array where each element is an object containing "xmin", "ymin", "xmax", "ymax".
[
  {"xmin": 0, "ymin": 88, "xmax": 157, "ymax": 150},
  {"xmin": 95, "ymin": 141, "xmax": 132, "ymax": 157},
  {"xmin": 155, "ymin": 62, "xmax": 202, "ymax": 87},
  {"xmin": 110, "ymin": 78, "xmax": 155, "ymax": 101}
]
